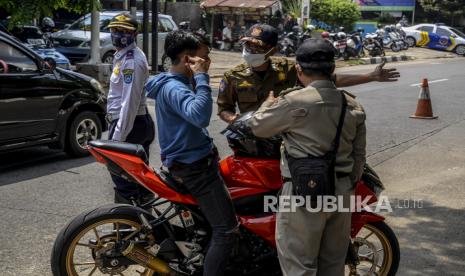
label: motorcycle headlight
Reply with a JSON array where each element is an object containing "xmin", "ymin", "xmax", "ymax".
[{"xmin": 90, "ymin": 78, "xmax": 106, "ymax": 96}]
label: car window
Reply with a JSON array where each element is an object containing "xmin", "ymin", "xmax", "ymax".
[
  {"xmin": 134, "ymin": 17, "xmax": 174, "ymax": 33},
  {"xmin": 450, "ymin": 27, "xmax": 465, "ymax": 38},
  {"xmin": 160, "ymin": 18, "xmax": 174, "ymax": 33},
  {"xmin": 418, "ymin": 26, "xmax": 434, "ymax": 33},
  {"xmin": 0, "ymin": 40, "xmax": 38, "ymax": 73},
  {"xmin": 69, "ymin": 15, "xmax": 114, "ymax": 33},
  {"xmin": 436, "ymin": 27, "xmax": 452, "ymax": 37}
]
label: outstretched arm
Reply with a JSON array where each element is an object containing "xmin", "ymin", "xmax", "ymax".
[{"xmin": 335, "ymin": 61, "xmax": 400, "ymax": 87}]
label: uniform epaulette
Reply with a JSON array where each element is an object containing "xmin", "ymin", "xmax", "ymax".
[
  {"xmin": 279, "ymin": 86, "xmax": 302, "ymax": 97},
  {"xmin": 125, "ymin": 50, "xmax": 134, "ymax": 60},
  {"xmin": 341, "ymin": 90, "xmax": 356, "ymax": 99}
]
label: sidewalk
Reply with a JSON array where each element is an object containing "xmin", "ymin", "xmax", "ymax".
[{"xmin": 373, "ymin": 119, "xmax": 465, "ymax": 275}]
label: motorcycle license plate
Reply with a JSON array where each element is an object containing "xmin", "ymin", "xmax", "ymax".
[{"xmin": 181, "ymin": 210, "xmax": 195, "ymax": 227}]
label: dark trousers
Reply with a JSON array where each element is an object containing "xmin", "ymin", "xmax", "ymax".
[
  {"xmin": 169, "ymin": 152, "xmax": 238, "ymax": 276},
  {"xmin": 108, "ymin": 113, "xmax": 155, "ymax": 200}
]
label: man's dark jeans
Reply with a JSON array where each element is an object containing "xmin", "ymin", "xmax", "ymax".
[{"xmin": 169, "ymin": 152, "xmax": 238, "ymax": 276}]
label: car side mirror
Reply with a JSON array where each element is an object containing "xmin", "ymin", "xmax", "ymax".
[{"xmin": 43, "ymin": 57, "xmax": 56, "ymax": 71}]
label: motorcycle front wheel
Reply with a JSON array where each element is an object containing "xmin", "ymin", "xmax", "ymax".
[
  {"xmin": 51, "ymin": 204, "xmax": 164, "ymax": 276},
  {"xmin": 390, "ymin": 43, "xmax": 401, "ymax": 52},
  {"xmin": 347, "ymin": 221, "xmax": 400, "ymax": 276}
]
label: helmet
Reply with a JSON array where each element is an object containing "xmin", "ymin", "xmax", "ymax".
[
  {"xmin": 42, "ymin": 17, "xmax": 55, "ymax": 28},
  {"xmin": 321, "ymin": 31, "xmax": 330, "ymax": 39},
  {"xmin": 339, "ymin": 26, "xmax": 345, "ymax": 32},
  {"xmin": 306, "ymin": 24, "xmax": 315, "ymax": 31},
  {"xmin": 357, "ymin": 27, "xmax": 364, "ymax": 33},
  {"xmin": 221, "ymin": 112, "xmax": 282, "ymax": 158},
  {"xmin": 292, "ymin": 25, "xmax": 301, "ymax": 33},
  {"xmin": 396, "ymin": 23, "xmax": 402, "ymax": 30},
  {"xmin": 384, "ymin": 26, "xmax": 391, "ymax": 32},
  {"xmin": 337, "ymin": 32, "xmax": 346, "ymax": 39}
]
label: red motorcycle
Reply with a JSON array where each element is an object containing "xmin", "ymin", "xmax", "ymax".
[{"xmin": 51, "ymin": 114, "xmax": 400, "ymax": 276}]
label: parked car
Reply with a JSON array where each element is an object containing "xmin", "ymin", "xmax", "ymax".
[
  {"xmin": 403, "ymin": 23, "xmax": 465, "ymax": 55},
  {"xmin": 0, "ymin": 23, "xmax": 71, "ymax": 70},
  {"xmin": 0, "ymin": 30, "xmax": 107, "ymax": 157},
  {"xmin": 51, "ymin": 10, "xmax": 178, "ymax": 66}
]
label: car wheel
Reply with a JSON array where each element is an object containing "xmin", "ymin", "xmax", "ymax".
[
  {"xmin": 161, "ymin": 54, "xmax": 172, "ymax": 72},
  {"xmin": 102, "ymin": 51, "xmax": 115, "ymax": 64},
  {"xmin": 405, "ymin": 36, "xmax": 416, "ymax": 47},
  {"xmin": 65, "ymin": 111, "xmax": 102, "ymax": 157},
  {"xmin": 454, "ymin": 45, "xmax": 465, "ymax": 55}
]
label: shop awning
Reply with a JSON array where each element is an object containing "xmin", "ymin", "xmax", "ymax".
[{"xmin": 201, "ymin": 0, "xmax": 281, "ymax": 15}]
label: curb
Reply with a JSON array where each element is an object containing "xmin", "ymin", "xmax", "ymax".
[{"xmin": 359, "ymin": 55, "xmax": 412, "ymax": 64}]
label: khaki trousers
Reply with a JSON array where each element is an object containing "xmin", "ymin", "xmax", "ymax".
[{"xmin": 276, "ymin": 177, "xmax": 353, "ymax": 276}]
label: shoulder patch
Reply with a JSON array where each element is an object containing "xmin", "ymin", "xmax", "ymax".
[
  {"xmin": 125, "ymin": 50, "xmax": 134, "ymax": 60},
  {"xmin": 123, "ymin": 69, "xmax": 134, "ymax": 84},
  {"xmin": 279, "ymin": 86, "xmax": 302, "ymax": 97},
  {"xmin": 219, "ymin": 79, "xmax": 227, "ymax": 94}
]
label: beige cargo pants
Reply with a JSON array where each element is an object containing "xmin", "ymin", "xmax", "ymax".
[{"xmin": 276, "ymin": 177, "xmax": 353, "ymax": 276}]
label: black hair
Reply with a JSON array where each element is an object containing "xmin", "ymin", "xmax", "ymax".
[
  {"xmin": 164, "ymin": 30, "xmax": 210, "ymax": 65},
  {"xmin": 299, "ymin": 61, "xmax": 335, "ymax": 78}
]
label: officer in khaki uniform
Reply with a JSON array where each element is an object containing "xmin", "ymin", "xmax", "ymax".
[
  {"xmin": 249, "ymin": 39, "xmax": 367, "ymax": 276},
  {"xmin": 217, "ymin": 24, "xmax": 399, "ymax": 124}
]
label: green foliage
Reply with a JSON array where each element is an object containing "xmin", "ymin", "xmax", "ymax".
[
  {"xmin": 418, "ymin": 0, "xmax": 465, "ymax": 25},
  {"xmin": 311, "ymin": 0, "xmax": 361, "ymax": 31},
  {"xmin": 282, "ymin": 0, "xmax": 301, "ymax": 18},
  {"xmin": 0, "ymin": 0, "xmax": 100, "ymax": 28}
]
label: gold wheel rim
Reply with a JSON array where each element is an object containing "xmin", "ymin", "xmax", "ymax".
[
  {"xmin": 352, "ymin": 223, "xmax": 393, "ymax": 276},
  {"xmin": 65, "ymin": 218, "xmax": 154, "ymax": 276}
]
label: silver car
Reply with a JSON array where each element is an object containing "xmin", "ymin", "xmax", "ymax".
[{"xmin": 51, "ymin": 11, "xmax": 178, "ymax": 67}]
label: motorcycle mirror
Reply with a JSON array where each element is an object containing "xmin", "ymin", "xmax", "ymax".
[
  {"xmin": 64, "ymin": 24, "xmax": 71, "ymax": 29},
  {"xmin": 43, "ymin": 57, "xmax": 56, "ymax": 71}
]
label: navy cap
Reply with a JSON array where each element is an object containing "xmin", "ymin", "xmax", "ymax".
[
  {"xmin": 108, "ymin": 13, "xmax": 138, "ymax": 31},
  {"xmin": 241, "ymin": 24, "xmax": 279, "ymax": 47},
  {"xmin": 296, "ymin": 38, "xmax": 335, "ymax": 69}
]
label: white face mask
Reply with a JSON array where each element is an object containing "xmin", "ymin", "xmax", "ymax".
[{"xmin": 242, "ymin": 47, "xmax": 269, "ymax": 67}]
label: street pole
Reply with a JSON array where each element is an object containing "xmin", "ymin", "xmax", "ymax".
[
  {"xmin": 152, "ymin": 0, "xmax": 159, "ymax": 73},
  {"xmin": 130, "ymin": 0, "xmax": 137, "ymax": 17},
  {"xmin": 210, "ymin": 13, "xmax": 215, "ymax": 46},
  {"xmin": 89, "ymin": 0, "xmax": 100, "ymax": 64},
  {"xmin": 412, "ymin": 0, "xmax": 416, "ymax": 25},
  {"xmin": 143, "ymin": 0, "xmax": 149, "ymax": 56},
  {"xmin": 123, "ymin": 0, "xmax": 128, "ymax": 10}
]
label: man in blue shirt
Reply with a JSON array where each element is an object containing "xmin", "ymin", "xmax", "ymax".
[{"xmin": 146, "ymin": 31, "xmax": 238, "ymax": 276}]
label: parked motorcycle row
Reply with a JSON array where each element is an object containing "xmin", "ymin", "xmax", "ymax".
[{"xmin": 280, "ymin": 24, "xmax": 411, "ymax": 60}]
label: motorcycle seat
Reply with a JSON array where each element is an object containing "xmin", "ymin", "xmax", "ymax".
[{"xmin": 88, "ymin": 140, "xmax": 148, "ymax": 164}]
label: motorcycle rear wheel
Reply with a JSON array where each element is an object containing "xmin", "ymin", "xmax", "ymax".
[
  {"xmin": 347, "ymin": 221, "xmax": 400, "ymax": 276},
  {"xmin": 51, "ymin": 204, "xmax": 163, "ymax": 276}
]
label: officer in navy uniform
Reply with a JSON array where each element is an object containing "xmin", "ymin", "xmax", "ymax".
[{"xmin": 106, "ymin": 13, "xmax": 155, "ymax": 204}]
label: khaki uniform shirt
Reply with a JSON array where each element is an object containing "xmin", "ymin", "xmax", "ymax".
[
  {"xmin": 249, "ymin": 80, "xmax": 366, "ymax": 183},
  {"xmin": 217, "ymin": 57, "xmax": 297, "ymax": 115}
]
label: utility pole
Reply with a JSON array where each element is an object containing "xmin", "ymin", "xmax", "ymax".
[
  {"xmin": 143, "ymin": 0, "xmax": 149, "ymax": 56},
  {"xmin": 89, "ymin": 0, "xmax": 100, "ymax": 64},
  {"xmin": 130, "ymin": 0, "xmax": 137, "ymax": 17},
  {"xmin": 412, "ymin": 0, "xmax": 416, "ymax": 25},
  {"xmin": 152, "ymin": 0, "xmax": 159, "ymax": 73},
  {"xmin": 123, "ymin": 0, "xmax": 128, "ymax": 10}
]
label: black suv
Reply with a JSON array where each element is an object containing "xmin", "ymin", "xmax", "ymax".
[{"xmin": 0, "ymin": 31, "xmax": 107, "ymax": 157}]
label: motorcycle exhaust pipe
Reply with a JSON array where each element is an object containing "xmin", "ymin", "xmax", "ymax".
[{"xmin": 122, "ymin": 241, "xmax": 175, "ymax": 275}]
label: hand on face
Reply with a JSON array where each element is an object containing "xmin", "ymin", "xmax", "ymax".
[
  {"xmin": 372, "ymin": 61, "xmax": 400, "ymax": 82},
  {"xmin": 185, "ymin": 56, "xmax": 211, "ymax": 75}
]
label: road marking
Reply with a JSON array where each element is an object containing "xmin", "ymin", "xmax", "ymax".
[
  {"xmin": 430, "ymin": 62, "xmax": 443, "ymax": 65},
  {"xmin": 410, "ymin": 79, "xmax": 448, "ymax": 87}
]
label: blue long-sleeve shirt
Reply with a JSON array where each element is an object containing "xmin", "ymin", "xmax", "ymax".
[{"xmin": 145, "ymin": 72, "xmax": 213, "ymax": 167}]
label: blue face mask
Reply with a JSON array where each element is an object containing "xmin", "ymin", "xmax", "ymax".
[{"xmin": 111, "ymin": 32, "xmax": 135, "ymax": 48}]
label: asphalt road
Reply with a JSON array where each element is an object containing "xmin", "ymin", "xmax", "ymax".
[{"xmin": 1, "ymin": 57, "xmax": 465, "ymax": 275}]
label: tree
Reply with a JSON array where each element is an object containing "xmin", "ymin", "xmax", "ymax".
[
  {"xmin": 310, "ymin": 0, "xmax": 361, "ymax": 31},
  {"xmin": 0, "ymin": 0, "xmax": 100, "ymax": 28},
  {"xmin": 418, "ymin": 0, "xmax": 465, "ymax": 26}
]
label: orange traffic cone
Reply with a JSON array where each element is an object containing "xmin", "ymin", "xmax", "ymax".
[{"xmin": 410, "ymin": 78, "xmax": 438, "ymax": 119}]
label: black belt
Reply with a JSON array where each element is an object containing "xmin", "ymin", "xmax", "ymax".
[{"xmin": 282, "ymin": 172, "xmax": 350, "ymax": 183}]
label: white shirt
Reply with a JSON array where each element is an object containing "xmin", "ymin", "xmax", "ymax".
[
  {"xmin": 222, "ymin": 27, "xmax": 232, "ymax": 41},
  {"xmin": 107, "ymin": 43, "xmax": 149, "ymax": 141}
]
